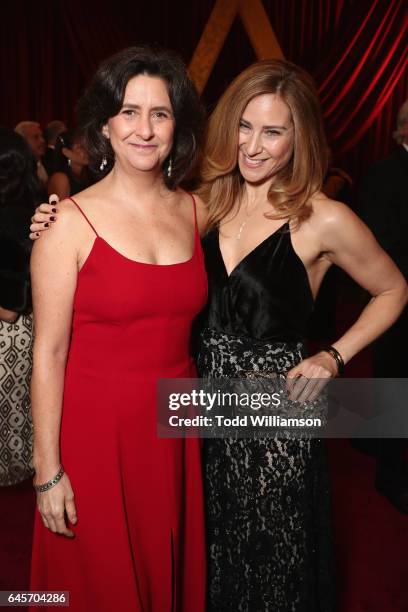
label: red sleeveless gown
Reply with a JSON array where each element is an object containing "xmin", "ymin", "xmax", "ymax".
[{"xmin": 30, "ymin": 195, "xmax": 207, "ymax": 611}]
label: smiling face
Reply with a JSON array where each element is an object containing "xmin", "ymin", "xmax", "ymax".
[
  {"xmin": 103, "ymin": 74, "xmax": 175, "ymax": 174},
  {"xmin": 238, "ymin": 93, "xmax": 294, "ymax": 185}
]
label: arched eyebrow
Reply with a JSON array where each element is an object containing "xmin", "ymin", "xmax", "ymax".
[
  {"xmin": 240, "ymin": 117, "xmax": 290, "ymax": 130},
  {"xmin": 121, "ymin": 103, "xmax": 173, "ymax": 114}
]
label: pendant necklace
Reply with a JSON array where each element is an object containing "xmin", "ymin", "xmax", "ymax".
[
  {"xmin": 236, "ymin": 220, "xmax": 247, "ymax": 240},
  {"xmin": 236, "ymin": 198, "xmax": 261, "ymax": 240}
]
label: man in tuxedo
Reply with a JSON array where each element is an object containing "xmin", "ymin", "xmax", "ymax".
[
  {"xmin": 15, "ymin": 121, "xmax": 48, "ymax": 187},
  {"xmin": 358, "ymin": 99, "xmax": 408, "ymax": 514}
]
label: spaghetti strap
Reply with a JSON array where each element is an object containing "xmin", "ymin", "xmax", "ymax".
[
  {"xmin": 189, "ymin": 193, "xmax": 199, "ymax": 236},
  {"xmin": 188, "ymin": 192, "xmax": 205, "ymax": 268},
  {"xmin": 69, "ymin": 197, "xmax": 99, "ymax": 237}
]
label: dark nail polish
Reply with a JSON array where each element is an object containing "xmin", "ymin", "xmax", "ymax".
[
  {"xmin": 36, "ymin": 233, "xmax": 40, "ymax": 237},
  {"xmin": 52, "ymin": 208, "xmax": 57, "ymax": 213},
  {"xmin": 44, "ymin": 223, "xmax": 49, "ymax": 227},
  {"xmin": 50, "ymin": 216, "xmax": 55, "ymax": 221}
]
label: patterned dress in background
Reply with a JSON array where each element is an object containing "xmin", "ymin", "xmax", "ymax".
[{"xmin": 0, "ymin": 314, "xmax": 34, "ymax": 485}]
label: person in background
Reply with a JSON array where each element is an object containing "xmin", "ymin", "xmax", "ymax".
[
  {"xmin": 42, "ymin": 120, "xmax": 67, "ymax": 176},
  {"xmin": 0, "ymin": 127, "xmax": 41, "ymax": 486},
  {"xmin": 14, "ymin": 121, "xmax": 48, "ymax": 188},
  {"xmin": 47, "ymin": 129, "xmax": 93, "ymax": 199},
  {"xmin": 357, "ymin": 99, "xmax": 408, "ymax": 515}
]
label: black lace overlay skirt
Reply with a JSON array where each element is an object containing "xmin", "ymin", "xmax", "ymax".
[{"xmin": 196, "ymin": 328, "xmax": 335, "ymax": 612}]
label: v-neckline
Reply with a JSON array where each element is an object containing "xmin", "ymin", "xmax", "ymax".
[{"xmin": 217, "ymin": 221, "xmax": 289, "ymax": 278}]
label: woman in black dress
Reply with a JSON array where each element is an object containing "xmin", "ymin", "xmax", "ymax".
[
  {"xmin": 47, "ymin": 129, "xmax": 93, "ymax": 199},
  {"xmin": 196, "ymin": 60, "xmax": 407, "ymax": 611}
]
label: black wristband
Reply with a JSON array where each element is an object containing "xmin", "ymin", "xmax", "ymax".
[{"xmin": 322, "ymin": 345, "xmax": 344, "ymax": 376}]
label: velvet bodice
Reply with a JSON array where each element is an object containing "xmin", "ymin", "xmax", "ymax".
[{"xmin": 201, "ymin": 222, "xmax": 314, "ymax": 342}]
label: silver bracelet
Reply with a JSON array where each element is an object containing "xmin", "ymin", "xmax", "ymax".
[{"xmin": 34, "ymin": 465, "xmax": 65, "ymax": 493}]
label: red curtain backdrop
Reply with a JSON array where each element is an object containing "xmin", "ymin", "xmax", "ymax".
[{"xmin": 1, "ymin": 0, "xmax": 407, "ymax": 180}]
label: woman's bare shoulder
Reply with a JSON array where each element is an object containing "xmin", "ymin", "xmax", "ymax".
[
  {"xmin": 30, "ymin": 199, "xmax": 84, "ymax": 264},
  {"xmin": 64, "ymin": 180, "xmax": 105, "ymax": 206},
  {"xmin": 308, "ymin": 192, "xmax": 373, "ymax": 253},
  {"xmin": 176, "ymin": 190, "xmax": 206, "ymax": 209},
  {"xmin": 39, "ymin": 197, "xmax": 93, "ymax": 240},
  {"xmin": 50, "ymin": 197, "xmax": 82, "ymax": 221},
  {"xmin": 173, "ymin": 189, "xmax": 209, "ymax": 234},
  {"xmin": 191, "ymin": 192, "xmax": 209, "ymax": 234},
  {"xmin": 309, "ymin": 191, "xmax": 357, "ymax": 228}
]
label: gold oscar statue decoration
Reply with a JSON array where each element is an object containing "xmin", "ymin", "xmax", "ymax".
[{"xmin": 189, "ymin": 0, "xmax": 284, "ymax": 95}]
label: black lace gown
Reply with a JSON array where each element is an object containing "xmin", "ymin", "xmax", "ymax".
[{"xmin": 196, "ymin": 224, "xmax": 335, "ymax": 612}]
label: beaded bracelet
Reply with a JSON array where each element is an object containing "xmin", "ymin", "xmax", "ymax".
[
  {"xmin": 34, "ymin": 465, "xmax": 65, "ymax": 493},
  {"xmin": 322, "ymin": 345, "xmax": 345, "ymax": 376}
]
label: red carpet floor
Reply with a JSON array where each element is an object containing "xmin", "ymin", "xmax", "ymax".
[
  {"xmin": 1, "ymin": 435, "xmax": 407, "ymax": 611},
  {"xmin": 0, "ymin": 478, "xmax": 35, "ymax": 591},
  {"xmin": 328, "ymin": 439, "xmax": 408, "ymax": 612}
]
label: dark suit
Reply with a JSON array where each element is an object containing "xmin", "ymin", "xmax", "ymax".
[
  {"xmin": 357, "ymin": 145, "xmax": 408, "ymax": 495},
  {"xmin": 359, "ymin": 145, "xmax": 408, "ymax": 282},
  {"xmin": 358, "ymin": 145, "xmax": 407, "ymax": 376},
  {"xmin": 0, "ymin": 205, "xmax": 33, "ymax": 314}
]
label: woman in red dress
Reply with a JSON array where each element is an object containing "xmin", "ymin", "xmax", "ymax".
[{"xmin": 29, "ymin": 47, "xmax": 207, "ymax": 611}]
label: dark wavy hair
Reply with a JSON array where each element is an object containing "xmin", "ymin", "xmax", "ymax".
[
  {"xmin": 0, "ymin": 127, "xmax": 41, "ymax": 207},
  {"xmin": 77, "ymin": 46, "xmax": 204, "ymax": 189},
  {"xmin": 53, "ymin": 128, "xmax": 82, "ymax": 173}
]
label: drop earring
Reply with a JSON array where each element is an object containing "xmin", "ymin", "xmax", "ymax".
[
  {"xmin": 100, "ymin": 155, "xmax": 107, "ymax": 171},
  {"xmin": 67, "ymin": 158, "xmax": 71, "ymax": 167},
  {"xmin": 167, "ymin": 158, "xmax": 172, "ymax": 177}
]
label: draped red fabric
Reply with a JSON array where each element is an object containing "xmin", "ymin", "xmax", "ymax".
[
  {"xmin": 316, "ymin": 0, "xmax": 407, "ymax": 158},
  {"xmin": 1, "ymin": 0, "xmax": 406, "ymax": 179},
  {"xmin": 262, "ymin": 0, "xmax": 407, "ymax": 174}
]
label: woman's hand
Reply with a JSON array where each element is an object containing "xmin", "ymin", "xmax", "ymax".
[
  {"xmin": 29, "ymin": 194, "xmax": 60, "ymax": 240},
  {"xmin": 35, "ymin": 471, "xmax": 77, "ymax": 537},
  {"xmin": 286, "ymin": 351, "xmax": 338, "ymax": 403}
]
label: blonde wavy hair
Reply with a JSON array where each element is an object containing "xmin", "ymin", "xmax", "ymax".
[{"xmin": 198, "ymin": 60, "xmax": 328, "ymax": 230}]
